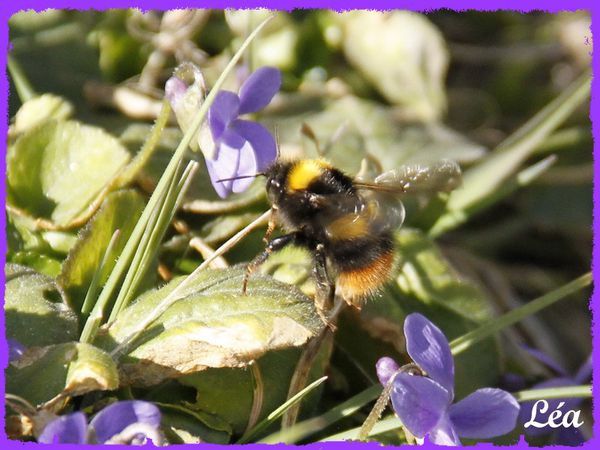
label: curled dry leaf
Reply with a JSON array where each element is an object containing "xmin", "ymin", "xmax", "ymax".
[{"xmin": 6, "ymin": 342, "xmax": 119, "ymax": 407}]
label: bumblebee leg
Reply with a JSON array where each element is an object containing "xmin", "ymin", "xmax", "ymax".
[
  {"xmin": 313, "ymin": 243, "xmax": 335, "ymax": 322},
  {"xmin": 242, "ymin": 233, "xmax": 298, "ymax": 295},
  {"xmin": 263, "ymin": 207, "xmax": 278, "ymax": 244}
]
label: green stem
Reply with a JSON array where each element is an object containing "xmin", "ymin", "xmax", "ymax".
[
  {"xmin": 115, "ymin": 98, "xmax": 172, "ymax": 187},
  {"xmin": 450, "ymin": 272, "xmax": 592, "ymax": 355},
  {"xmin": 7, "ymin": 55, "xmax": 36, "ymax": 102}
]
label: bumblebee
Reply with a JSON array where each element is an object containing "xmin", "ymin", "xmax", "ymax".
[{"xmin": 243, "ymin": 158, "xmax": 462, "ymax": 309}]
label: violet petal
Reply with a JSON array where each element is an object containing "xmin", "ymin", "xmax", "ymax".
[
  {"xmin": 8, "ymin": 338, "xmax": 26, "ymax": 362},
  {"xmin": 231, "ymin": 141, "xmax": 258, "ymax": 193},
  {"xmin": 427, "ymin": 413, "xmax": 461, "ymax": 446},
  {"xmin": 89, "ymin": 400, "xmax": 161, "ymax": 444},
  {"xmin": 376, "ymin": 356, "xmax": 401, "ymax": 386},
  {"xmin": 500, "ymin": 373, "xmax": 527, "ymax": 392},
  {"xmin": 230, "ymin": 119, "xmax": 277, "ymax": 171},
  {"xmin": 208, "ymin": 91, "xmax": 240, "ymax": 140},
  {"xmin": 521, "ymin": 345, "xmax": 568, "ymax": 377},
  {"xmin": 449, "ymin": 388, "xmax": 520, "ymax": 439},
  {"xmin": 164, "ymin": 76, "xmax": 188, "ymax": 108},
  {"xmin": 238, "ymin": 66, "xmax": 282, "ymax": 114},
  {"xmin": 574, "ymin": 355, "xmax": 592, "ymax": 384},
  {"xmin": 38, "ymin": 412, "xmax": 87, "ymax": 444},
  {"xmin": 404, "ymin": 313, "xmax": 454, "ymax": 397},
  {"xmin": 556, "ymin": 426, "xmax": 586, "ymax": 446},
  {"xmin": 390, "ymin": 373, "xmax": 452, "ymax": 439},
  {"xmin": 519, "ymin": 378, "xmax": 581, "ymax": 437},
  {"xmin": 205, "ymin": 140, "xmax": 242, "ymax": 198}
]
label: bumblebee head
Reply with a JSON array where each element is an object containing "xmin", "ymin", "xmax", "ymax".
[{"xmin": 264, "ymin": 162, "xmax": 289, "ymax": 205}]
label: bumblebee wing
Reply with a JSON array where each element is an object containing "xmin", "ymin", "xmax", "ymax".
[
  {"xmin": 354, "ymin": 159, "xmax": 462, "ymax": 195},
  {"xmin": 320, "ymin": 191, "xmax": 405, "ymax": 241}
]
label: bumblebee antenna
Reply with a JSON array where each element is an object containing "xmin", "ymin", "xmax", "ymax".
[
  {"xmin": 216, "ymin": 173, "xmax": 264, "ymax": 183},
  {"xmin": 275, "ymin": 125, "xmax": 281, "ymax": 160}
]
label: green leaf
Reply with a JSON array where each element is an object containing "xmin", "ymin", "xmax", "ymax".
[
  {"xmin": 58, "ymin": 190, "xmax": 146, "ymax": 311},
  {"xmin": 337, "ymin": 11, "xmax": 448, "ymax": 122},
  {"xmin": 11, "ymin": 93, "xmax": 73, "ymax": 135},
  {"xmin": 5, "ymin": 264, "xmax": 78, "ymax": 347},
  {"xmin": 394, "ymin": 229, "xmax": 494, "ymax": 322},
  {"xmin": 98, "ymin": 267, "xmax": 324, "ymax": 387},
  {"xmin": 8, "ymin": 251, "xmax": 62, "ymax": 278},
  {"xmin": 6, "ymin": 342, "xmax": 118, "ymax": 407},
  {"xmin": 259, "ymin": 245, "xmax": 314, "ymax": 297},
  {"xmin": 225, "ymin": 10, "xmax": 299, "ymax": 70},
  {"xmin": 95, "ymin": 11, "xmax": 148, "ymax": 82},
  {"xmin": 7, "ymin": 120, "xmax": 130, "ymax": 227},
  {"xmin": 158, "ymin": 403, "xmax": 232, "ymax": 444}
]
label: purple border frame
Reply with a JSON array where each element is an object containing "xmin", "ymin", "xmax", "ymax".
[{"xmin": 0, "ymin": 1, "xmax": 596, "ymax": 449}]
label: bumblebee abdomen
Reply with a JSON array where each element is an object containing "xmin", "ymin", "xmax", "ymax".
[{"xmin": 327, "ymin": 233, "xmax": 395, "ymax": 306}]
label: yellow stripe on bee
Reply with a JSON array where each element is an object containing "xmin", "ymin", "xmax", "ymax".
[
  {"xmin": 287, "ymin": 159, "xmax": 332, "ymax": 192},
  {"xmin": 325, "ymin": 213, "xmax": 370, "ymax": 240}
]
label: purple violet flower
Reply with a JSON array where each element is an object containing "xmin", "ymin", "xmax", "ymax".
[
  {"xmin": 376, "ymin": 313, "xmax": 520, "ymax": 446},
  {"xmin": 205, "ymin": 66, "xmax": 280, "ymax": 198},
  {"xmin": 165, "ymin": 64, "xmax": 280, "ymax": 199},
  {"xmin": 37, "ymin": 400, "xmax": 161, "ymax": 445},
  {"xmin": 518, "ymin": 346, "xmax": 591, "ymax": 446}
]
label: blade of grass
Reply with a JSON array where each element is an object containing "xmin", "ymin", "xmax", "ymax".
[
  {"xmin": 534, "ymin": 126, "xmax": 592, "ymax": 155},
  {"xmin": 513, "ymin": 385, "xmax": 591, "ymax": 402},
  {"xmin": 108, "ymin": 159, "xmax": 184, "ymax": 322},
  {"xmin": 259, "ymin": 384, "xmax": 382, "ymax": 444},
  {"xmin": 81, "ymin": 229, "xmax": 121, "ymax": 316},
  {"xmin": 418, "ymin": 154, "xmax": 556, "ymax": 234},
  {"xmin": 321, "ymin": 415, "xmax": 401, "ymax": 442},
  {"xmin": 94, "ymin": 15, "xmax": 274, "ymax": 335},
  {"xmin": 450, "ymin": 272, "xmax": 592, "ymax": 355},
  {"xmin": 429, "ymin": 70, "xmax": 590, "ymax": 237},
  {"xmin": 128, "ymin": 161, "xmax": 199, "ymax": 293},
  {"xmin": 111, "ymin": 160, "xmax": 198, "ymax": 319},
  {"xmin": 7, "ymin": 55, "xmax": 36, "ymax": 103},
  {"xmin": 80, "ymin": 163, "xmax": 177, "ymax": 342},
  {"xmin": 237, "ymin": 376, "xmax": 328, "ymax": 444}
]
